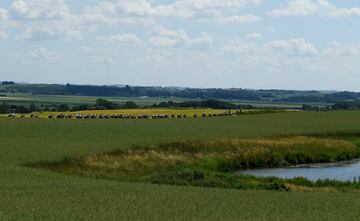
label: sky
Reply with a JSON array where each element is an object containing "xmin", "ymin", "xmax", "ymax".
[{"xmin": 0, "ymin": 0, "xmax": 360, "ymax": 91}]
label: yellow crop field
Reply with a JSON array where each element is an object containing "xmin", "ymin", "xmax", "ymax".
[{"xmin": 1, "ymin": 108, "xmax": 240, "ymax": 119}]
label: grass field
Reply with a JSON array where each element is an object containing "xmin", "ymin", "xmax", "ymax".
[
  {"xmin": 0, "ymin": 93, "xmax": 315, "ymax": 109},
  {"xmin": 2, "ymin": 111, "xmax": 360, "ymax": 220},
  {"xmin": 0, "ymin": 93, "xmax": 191, "ymax": 106}
]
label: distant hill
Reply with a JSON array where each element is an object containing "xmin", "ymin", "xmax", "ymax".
[{"xmin": 1, "ymin": 82, "xmax": 360, "ymax": 103}]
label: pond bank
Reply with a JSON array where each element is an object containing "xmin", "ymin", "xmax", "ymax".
[
  {"xmin": 238, "ymin": 159, "xmax": 360, "ymax": 182},
  {"xmin": 30, "ymin": 135, "xmax": 360, "ymax": 192}
]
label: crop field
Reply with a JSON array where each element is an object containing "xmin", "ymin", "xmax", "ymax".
[
  {"xmin": 2, "ymin": 108, "xmax": 234, "ymax": 118},
  {"xmin": 0, "ymin": 93, "xmax": 190, "ymax": 106},
  {"xmin": 0, "ymin": 108, "xmax": 285, "ymax": 119},
  {"xmin": 0, "ymin": 93, "xmax": 313, "ymax": 109},
  {"xmin": 2, "ymin": 111, "xmax": 360, "ymax": 220}
]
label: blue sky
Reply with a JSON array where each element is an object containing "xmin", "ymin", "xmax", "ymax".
[{"xmin": 0, "ymin": 0, "xmax": 360, "ymax": 91}]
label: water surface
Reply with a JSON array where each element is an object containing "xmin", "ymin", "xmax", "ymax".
[{"xmin": 238, "ymin": 160, "xmax": 360, "ymax": 181}]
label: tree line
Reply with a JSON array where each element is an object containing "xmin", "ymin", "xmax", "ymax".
[
  {"xmin": 3, "ymin": 83, "xmax": 360, "ymax": 103},
  {"xmin": 0, "ymin": 99, "xmax": 247, "ymax": 114},
  {"xmin": 0, "ymin": 99, "xmax": 138, "ymax": 114},
  {"xmin": 152, "ymin": 99, "xmax": 252, "ymax": 109}
]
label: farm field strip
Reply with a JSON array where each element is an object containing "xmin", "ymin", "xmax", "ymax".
[
  {"xmin": 0, "ymin": 93, "xmax": 321, "ymax": 109},
  {"xmin": 0, "ymin": 108, "xmax": 285, "ymax": 119},
  {"xmin": 0, "ymin": 93, "xmax": 191, "ymax": 106}
]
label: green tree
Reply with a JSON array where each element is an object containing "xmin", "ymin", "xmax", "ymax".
[
  {"xmin": 123, "ymin": 101, "xmax": 138, "ymax": 109},
  {"xmin": 29, "ymin": 103, "xmax": 37, "ymax": 112},
  {"xmin": 0, "ymin": 102, "xmax": 9, "ymax": 114},
  {"xmin": 96, "ymin": 98, "xmax": 119, "ymax": 109}
]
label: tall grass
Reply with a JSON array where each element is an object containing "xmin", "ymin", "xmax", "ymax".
[
  {"xmin": 156, "ymin": 136, "xmax": 358, "ymax": 170},
  {"xmin": 34, "ymin": 136, "xmax": 360, "ymax": 191}
]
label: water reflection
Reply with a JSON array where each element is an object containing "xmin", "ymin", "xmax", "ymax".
[{"xmin": 238, "ymin": 160, "xmax": 360, "ymax": 181}]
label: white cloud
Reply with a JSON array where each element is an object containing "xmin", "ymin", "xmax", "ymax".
[
  {"xmin": 80, "ymin": 0, "xmax": 262, "ymax": 25},
  {"xmin": 91, "ymin": 56, "xmax": 114, "ymax": 65},
  {"xmin": 27, "ymin": 48, "xmax": 58, "ymax": 60},
  {"xmin": 324, "ymin": 41, "xmax": 360, "ymax": 57},
  {"xmin": 18, "ymin": 27, "xmax": 82, "ymax": 41},
  {"xmin": 268, "ymin": 0, "xmax": 360, "ymax": 18},
  {"xmin": 119, "ymin": 0, "xmax": 177, "ymax": 17},
  {"xmin": 149, "ymin": 26, "xmax": 213, "ymax": 50},
  {"xmin": 175, "ymin": 0, "xmax": 262, "ymax": 11},
  {"xmin": 0, "ymin": 8, "xmax": 8, "ymax": 20},
  {"xmin": 266, "ymin": 38, "xmax": 318, "ymax": 55},
  {"xmin": 245, "ymin": 32, "xmax": 262, "ymax": 40},
  {"xmin": 222, "ymin": 38, "xmax": 317, "ymax": 56},
  {"xmin": 80, "ymin": 1, "xmax": 153, "ymax": 25},
  {"xmin": 143, "ymin": 49, "xmax": 170, "ymax": 64},
  {"xmin": 96, "ymin": 34, "xmax": 143, "ymax": 45},
  {"xmin": 0, "ymin": 30, "xmax": 7, "ymax": 39},
  {"xmin": 119, "ymin": 0, "xmax": 262, "ymax": 17},
  {"xmin": 191, "ymin": 33, "xmax": 214, "ymax": 50},
  {"xmin": 80, "ymin": 46, "xmax": 94, "ymax": 53},
  {"xmin": 9, "ymin": 0, "xmax": 71, "ymax": 20},
  {"xmin": 222, "ymin": 40, "xmax": 259, "ymax": 54},
  {"xmin": 0, "ymin": 1, "xmax": 90, "ymax": 44},
  {"xmin": 149, "ymin": 37, "xmax": 178, "ymax": 47},
  {"xmin": 215, "ymin": 14, "xmax": 261, "ymax": 24},
  {"xmin": 149, "ymin": 26, "xmax": 190, "ymax": 48},
  {"xmin": 266, "ymin": 26, "xmax": 276, "ymax": 32},
  {"xmin": 268, "ymin": 0, "xmax": 317, "ymax": 16}
]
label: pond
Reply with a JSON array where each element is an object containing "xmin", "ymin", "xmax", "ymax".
[{"xmin": 237, "ymin": 160, "xmax": 360, "ymax": 181}]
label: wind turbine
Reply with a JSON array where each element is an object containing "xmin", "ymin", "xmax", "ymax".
[{"xmin": 106, "ymin": 62, "xmax": 110, "ymax": 85}]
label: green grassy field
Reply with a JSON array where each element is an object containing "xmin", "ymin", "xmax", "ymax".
[
  {"xmin": 0, "ymin": 93, "xmax": 190, "ymax": 106},
  {"xmin": 0, "ymin": 93, "xmax": 314, "ymax": 109},
  {"xmin": 2, "ymin": 111, "xmax": 360, "ymax": 220}
]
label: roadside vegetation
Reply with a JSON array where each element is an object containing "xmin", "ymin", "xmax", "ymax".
[{"xmin": 32, "ymin": 135, "xmax": 360, "ymax": 192}]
